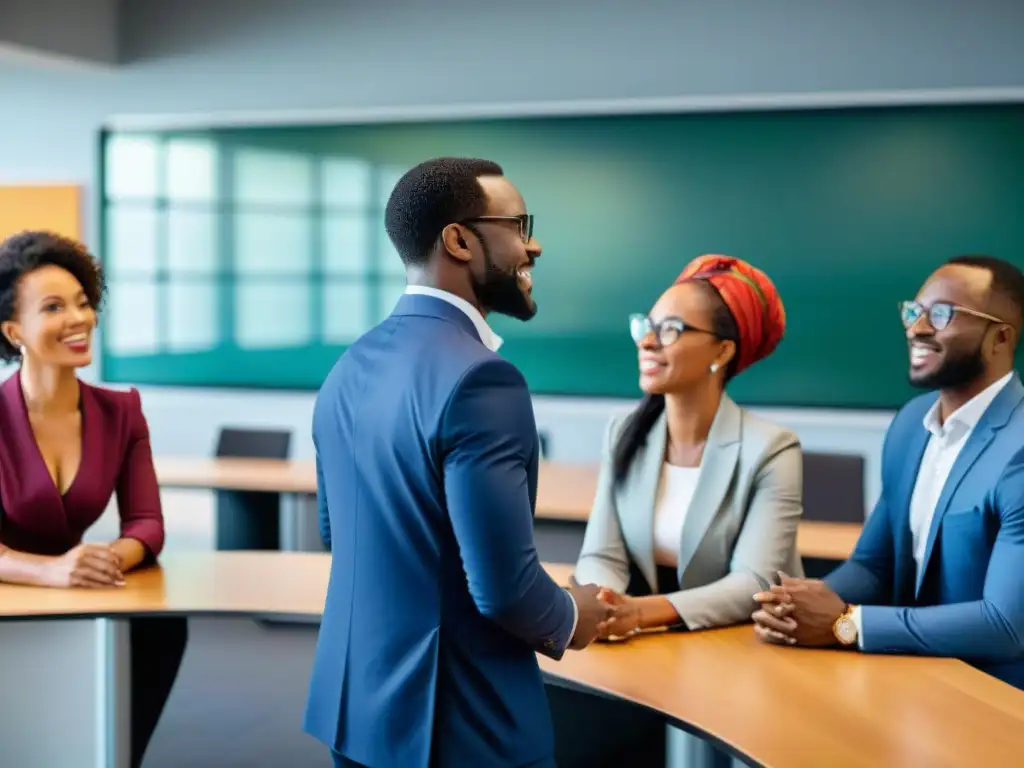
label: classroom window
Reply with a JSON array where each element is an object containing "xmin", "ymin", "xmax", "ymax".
[
  {"xmin": 235, "ymin": 280, "xmax": 312, "ymax": 349},
  {"xmin": 166, "ymin": 279, "xmax": 219, "ymax": 352},
  {"xmin": 166, "ymin": 209, "xmax": 218, "ymax": 275},
  {"xmin": 105, "ymin": 136, "xmax": 160, "ymax": 200},
  {"xmin": 106, "ymin": 282, "xmax": 160, "ymax": 354},
  {"xmin": 100, "ymin": 132, "xmax": 409, "ymax": 387},
  {"xmin": 105, "ymin": 206, "xmax": 159, "ymax": 278},
  {"xmin": 165, "ymin": 140, "xmax": 219, "ymax": 202},
  {"xmin": 233, "ymin": 211, "xmax": 313, "ymax": 278},
  {"xmin": 322, "ymin": 281, "xmax": 371, "ymax": 344}
]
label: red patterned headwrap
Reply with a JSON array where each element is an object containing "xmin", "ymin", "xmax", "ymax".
[{"xmin": 675, "ymin": 254, "xmax": 786, "ymax": 375}]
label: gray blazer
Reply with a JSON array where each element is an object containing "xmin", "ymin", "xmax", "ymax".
[{"xmin": 573, "ymin": 395, "xmax": 804, "ymax": 630}]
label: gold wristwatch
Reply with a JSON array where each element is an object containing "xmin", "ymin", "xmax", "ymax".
[{"xmin": 833, "ymin": 604, "xmax": 859, "ymax": 646}]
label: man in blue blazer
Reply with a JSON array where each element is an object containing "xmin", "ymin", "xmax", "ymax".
[
  {"xmin": 752, "ymin": 255, "xmax": 1024, "ymax": 689},
  {"xmin": 304, "ymin": 157, "xmax": 612, "ymax": 767}
]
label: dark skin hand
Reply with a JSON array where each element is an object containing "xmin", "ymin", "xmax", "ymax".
[{"xmin": 752, "ymin": 573, "xmax": 847, "ymax": 648}]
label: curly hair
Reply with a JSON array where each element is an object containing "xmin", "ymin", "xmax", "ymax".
[
  {"xmin": 0, "ymin": 231, "xmax": 106, "ymax": 362},
  {"xmin": 384, "ymin": 157, "xmax": 504, "ymax": 266}
]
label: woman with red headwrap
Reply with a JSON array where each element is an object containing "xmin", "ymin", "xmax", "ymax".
[{"xmin": 552, "ymin": 255, "xmax": 804, "ymax": 764}]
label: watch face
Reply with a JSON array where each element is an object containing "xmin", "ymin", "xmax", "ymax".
[{"xmin": 836, "ymin": 618, "xmax": 857, "ymax": 645}]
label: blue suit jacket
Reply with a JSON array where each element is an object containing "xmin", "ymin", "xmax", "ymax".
[
  {"xmin": 304, "ymin": 294, "xmax": 576, "ymax": 768},
  {"xmin": 826, "ymin": 373, "xmax": 1024, "ymax": 689}
]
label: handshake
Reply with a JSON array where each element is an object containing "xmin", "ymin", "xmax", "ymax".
[{"xmin": 565, "ymin": 578, "xmax": 644, "ymax": 650}]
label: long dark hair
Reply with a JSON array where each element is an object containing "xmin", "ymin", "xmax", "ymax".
[{"xmin": 612, "ymin": 281, "xmax": 740, "ymax": 484}]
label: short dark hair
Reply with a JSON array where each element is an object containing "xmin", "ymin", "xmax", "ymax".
[
  {"xmin": 0, "ymin": 231, "xmax": 106, "ymax": 362},
  {"xmin": 384, "ymin": 157, "xmax": 504, "ymax": 266},
  {"xmin": 947, "ymin": 254, "xmax": 1024, "ymax": 330}
]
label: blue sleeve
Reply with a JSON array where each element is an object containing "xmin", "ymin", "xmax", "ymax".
[
  {"xmin": 859, "ymin": 449, "xmax": 1024, "ymax": 660},
  {"xmin": 440, "ymin": 357, "xmax": 576, "ymax": 659},
  {"xmin": 825, "ymin": 494, "xmax": 895, "ymax": 605},
  {"xmin": 316, "ymin": 452, "xmax": 330, "ymax": 551},
  {"xmin": 824, "ymin": 418, "xmax": 899, "ymax": 606}
]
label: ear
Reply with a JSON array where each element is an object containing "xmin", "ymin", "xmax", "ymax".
[
  {"xmin": 991, "ymin": 323, "xmax": 1017, "ymax": 357},
  {"xmin": 715, "ymin": 339, "xmax": 737, "ymax": 371},
  {"xmin": 0, "ymin": 320, "xmax": 19, "ymax": 351},
  {"xmin": 440, "ymin": 223, "xmax": 474, "ymax": 265}
]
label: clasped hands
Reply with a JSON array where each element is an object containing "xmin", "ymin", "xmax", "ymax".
[
  {"xmin": 751, "ymin": 572, "xmax": 847, "ymax": 647},
  {"xmin": 43, "ymin": 543, "xmax": 126, "ymax": 589}
]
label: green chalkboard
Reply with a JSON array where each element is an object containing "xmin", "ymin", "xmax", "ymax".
[{"xmin": 98, "ymin": 104, "xmax": 1024, "ymax": 408}]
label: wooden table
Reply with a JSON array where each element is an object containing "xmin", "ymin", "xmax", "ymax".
[
  {"xmin": 2, "ymin": 554, "xmax": 1023, "ymax": 768},
  {"xmin": 155, "ymin": 457, "xmax": 864, "ymax": 560}
]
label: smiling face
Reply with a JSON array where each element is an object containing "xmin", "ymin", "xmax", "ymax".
[
  {"xmin": 1, "ymin": 264, "xmax": 97, "ymax": 369},
  {"xmin": 463, "ymin": 175, "xmax": 541, "ymax": 321},
  {"xmin": 906, "ymin": 264, "xmax": 1012, "ymax": 390},
  {"xmin": 635, "ymin": 281, "xmax": 736, "ymax": 395}
]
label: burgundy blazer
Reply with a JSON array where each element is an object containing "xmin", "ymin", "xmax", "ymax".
[{"xmin": 0, "ymin": 371, "xmax": 165, "ymax": 557}]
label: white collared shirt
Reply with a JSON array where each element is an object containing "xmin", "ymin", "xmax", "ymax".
[
  {"xmin": 908, "ymin": 371, "xmax": 1013, "ymax": 577},
  {"xmin": 403, "ymin": 286, "xmax": 579, "ymax": 644},
  {"xmin": 404, "ymin": 285, "xmax": 503, "ymax": 352},
  {"xmin": 851, "ymin": 371, "xmax": 1013, "ymax": 646}
]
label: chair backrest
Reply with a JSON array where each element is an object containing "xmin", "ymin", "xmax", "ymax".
[
  {"xmin": 802, "ymin": 451, "xmax": 865, "ymax": 523},
  {"xmin": 215, "ymin": 428, "xmax": 291, "ymax": 459}
]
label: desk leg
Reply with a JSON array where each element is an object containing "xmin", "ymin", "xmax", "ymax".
[
  {"xmin": 97, "ymin": 618, "xmax": 132, "ymax": 768},
  {"xmin": 0, "ymin": 617, "xmax": 130, "ymax": 768},
  {"xmin": 280, "ymin": 492, "xmax": 327, "ymax": 552}
]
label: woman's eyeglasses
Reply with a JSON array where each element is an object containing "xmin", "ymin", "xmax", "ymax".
[
  {"xmin": 629, "ymin": 313, "xmax": 716, "ymax": 347},
  {"xmin": 460, "ymin": 214, "xmax": 534, "ymax": 244},
  {"xmin": 899, "ymin": 300, "xmax": 1006, "ymax": 331}
]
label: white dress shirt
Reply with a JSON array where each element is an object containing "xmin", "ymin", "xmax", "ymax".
[
  {"xmin": 850, "ymin": 371, "xmax": 1013, "ymax": 645},
  {"xmin": 653, "ymin": 463, "xmax": 701, "ymax": 567},
  {"xmin": 404, "ymin": 285, "xmax": 503, "ymax": 351},
  {"xmin": 403, "ymin": 286, "xmax": 580, "ymax": 643}
]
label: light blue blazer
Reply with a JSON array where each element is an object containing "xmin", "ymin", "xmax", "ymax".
[{"xmin": 826, "ymin": 372, "xmax": 1024, "ymax": 690}]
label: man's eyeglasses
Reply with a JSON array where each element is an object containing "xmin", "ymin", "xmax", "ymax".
[
  {"xmin": 899, "ymin": 300, "xmax": 1007, "ymax": 331},
  {"xmin": 629, "ymin": 313, "xmax": 716, "ymax": 347},
  {"xmin": 461, "ymin": 214, "xmax": 534, "ymax": 244}
]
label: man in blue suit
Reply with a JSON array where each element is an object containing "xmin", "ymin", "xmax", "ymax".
[
  {"xmin": 304, "ymin": 157, "xmax": 613, "ymax": 767},
  {"xmin": 752, "ymin": 255, "xmax": 1024, "ymax": 689}
]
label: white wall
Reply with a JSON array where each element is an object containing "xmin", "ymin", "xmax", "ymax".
[{"xmin": 3, "ymin": 0, "xmax": 1023, "ymax": 513}]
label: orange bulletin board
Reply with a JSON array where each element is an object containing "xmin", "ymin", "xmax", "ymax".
[{"xmin": 0, "ymin": 184, "xmax": 82, "ymax": 241}]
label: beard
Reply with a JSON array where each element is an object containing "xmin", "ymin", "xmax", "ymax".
[
  {"xmin": 909, "ymin": 342, "xmax": 986, "ymax": 390},
  {"xmin": 471, "ymin": 240, "xmax": 536, "ymax": 321}
]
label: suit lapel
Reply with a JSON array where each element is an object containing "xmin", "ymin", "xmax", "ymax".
[
  {"xmin": 914, "ymin": 375, "xmax": 1023, "ymax": 597},
  {"xmin": 621, "ymin": 410, "xmax": 666, "ymax": 593},
  {"xmin": 676, "ymin": 396, "xmax": 741, "ymax": 583},
  {"xmin": 894, "ymin": 424, "xmax": 929, "ymax": 602}
]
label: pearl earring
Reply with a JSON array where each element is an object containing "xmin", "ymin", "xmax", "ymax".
[{"xmin": 710, "ymin": 362, "xmax": 720, "ymax": 373}]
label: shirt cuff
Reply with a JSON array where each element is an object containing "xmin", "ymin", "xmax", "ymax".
[
  {"xmin": 851, "ymin": 605, "xmax": 864, "ymax": 649},
  {"xmin": 566, "ymin": 592, "xmax": 579, "ymax": 649}
]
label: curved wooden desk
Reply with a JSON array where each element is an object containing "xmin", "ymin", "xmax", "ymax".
[{"xmin": 3, "ymin": 554, "xmax": 1024, "ymax": 767}]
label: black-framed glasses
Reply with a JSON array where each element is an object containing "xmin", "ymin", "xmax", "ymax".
[
  {"xmin": 899, "ymin": 300, "xmax": 1007, "ymax": 331},
  {"xmin": 461, "ymin": 214, "xmax": 534, "ymax": 243},
  {"xmin": 629, "ymin": 313, "xmax": 716, "ymax": 347}
]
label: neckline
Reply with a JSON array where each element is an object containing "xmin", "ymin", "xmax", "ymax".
[
  {"xmin": 663, "ymin": 461, "xmax": 701, "ymax": 472},
  {"xmin": 16, "ymin": 372, "xmax": 87, "ymax": 500}
]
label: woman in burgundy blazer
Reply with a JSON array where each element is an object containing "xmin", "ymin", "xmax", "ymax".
[{"xmin": 0, "ymin": 231, "xmax": 187, "ymax": 768}]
